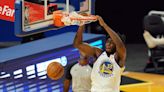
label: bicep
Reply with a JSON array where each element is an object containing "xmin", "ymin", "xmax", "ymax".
[
  {"xmin": 116, "ymin": 46, "xmax": 126, "ymax": 67},
  {"xmin": 76, "ymin": 43, "xmax": 96, "ymax": 56}
]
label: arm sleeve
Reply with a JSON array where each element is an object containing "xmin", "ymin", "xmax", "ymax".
[{"xmin": 65, "ymin": 62, "xmax": 77, "ymax": 80}]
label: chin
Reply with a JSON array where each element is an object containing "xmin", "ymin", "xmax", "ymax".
[
  {"xmin": 106, "ymin": 49, "xmax": 110, "ymax": 52},
  {"xmin": 106, "ymin": 50, "xmax": 115, "ymax": 55},
  {"xmin": 106, "ymin": 50, "xmax": 111, "ymax": 53},
  {"xmin": 106, "ymin": 48, "xmax": 111, "ymax": 51}
]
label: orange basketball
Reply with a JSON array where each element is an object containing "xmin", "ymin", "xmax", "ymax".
[{"xmin": 47, "ymin": 62, "xmax": 64, "ymax": 80}]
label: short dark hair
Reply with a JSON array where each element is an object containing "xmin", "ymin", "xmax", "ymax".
[{"xmin": 106, "ymin": 32, "xmax": 126, "ymax": 44}]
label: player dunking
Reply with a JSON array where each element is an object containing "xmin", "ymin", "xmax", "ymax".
[{"xmin": 73, "ymin": 16, "xmax": 126, "ymax": 92}]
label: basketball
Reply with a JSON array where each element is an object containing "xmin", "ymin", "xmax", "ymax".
[{"xmin": 47, "ymin": 62, "xmax": 64, "ymax": 80}]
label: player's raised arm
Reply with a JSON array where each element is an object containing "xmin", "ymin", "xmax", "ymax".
[
  {"xmin": 97, "ymin": 16, "xmax": 126, "ymax": 67},
  {"xmin": 73, "ymin": 25, "xmax": 102, "ymax": 57}
]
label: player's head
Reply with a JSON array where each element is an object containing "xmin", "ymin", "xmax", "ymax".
[
  {"xmin": 105, "ymin": 33, "xmax": 126, "ymax": 54},
  {"xmin": 80, "ymin": 55, "xmax": 89, "ymax": 61},
  {"xmin": 105, "ymin": 37, "xmax": 116, "ymax": 54},
  {"xmin": 79, "ymin": 54, "xmax": 90, "ymax": 65}
]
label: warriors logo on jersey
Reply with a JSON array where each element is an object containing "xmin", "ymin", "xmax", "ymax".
[{"xmin": 99, "ymin": 61, "xmax": 113, "ymax": 77}]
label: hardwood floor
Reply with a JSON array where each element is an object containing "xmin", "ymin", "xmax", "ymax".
[{"xmin": 120, "ymin": 71, "xmax": 164, "ymax": 92}]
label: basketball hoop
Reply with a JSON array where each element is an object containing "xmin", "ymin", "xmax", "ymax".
[{"xmin": 53, "ymin": 11, "xmax": 97, "ymax": 27}]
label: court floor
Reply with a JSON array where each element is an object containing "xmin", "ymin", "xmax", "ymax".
[{"xmin": 120, "ymin": 71, "xmax": 164, "ymax": 92}]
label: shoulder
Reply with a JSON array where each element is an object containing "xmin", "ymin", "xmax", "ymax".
[
  {"xmin": 67, "ymin": 62, "xmax": 77, "ymax": 70},
  {"xmin": 65, "ymin": 62, "xmax": 78, "ymax": 74},
  {"xmin": 65, "ymin": 62, "xmax": 78, "ymax": 80}
]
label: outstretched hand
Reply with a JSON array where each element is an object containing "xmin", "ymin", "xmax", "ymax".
[
  {"xmin": 79, "ymin": 12, "xmax": 89, "ymax": 16},
  {"xmin": 96, "ymin": 15, "xmax": 105, "ymax": 26}
]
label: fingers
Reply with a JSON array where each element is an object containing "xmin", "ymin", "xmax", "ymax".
[
  {"xmin": 79, "ymin": 12, "xmax": 89, "ymax": 16},
  {"xmin": 96, "ymin": 15, "xmax": 105, "ymax": 26},
  {"xmin": 96, "ymin": 15, "xmax": 102, "ymax": 19},
  {"xmin": 96, "ymin": 15, "xmax": 103, "ymax": 22},
  {"xmin": 98, "ymin": 16, "xmax": 103, "ymax": 21}
]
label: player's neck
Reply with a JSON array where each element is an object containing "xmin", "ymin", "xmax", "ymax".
[
  {"xmin": 78, "ymin": 60, "xmax": 89, "ymax": 66},
  {"xmin": 106, "ymin": 51, "xmax": 115, "ymax": 57}
]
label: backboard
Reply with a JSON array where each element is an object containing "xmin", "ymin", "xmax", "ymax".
[
  {"xmin": 15, "ymin": 0, "xmax": 93, "ymax": 37},
  {"xmin": 79, "ymin": 0, "xmax": 91, "ymax": 13}
]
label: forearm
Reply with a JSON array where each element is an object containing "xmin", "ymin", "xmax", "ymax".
[
  {"xmin": 102, "ymin": 23, "xmax": 125, "ymax": 48},
  {"xmin": 64, "ymin": 88, "xmax": 69, "ymax": 92},
  {"xmin": 73, "ymin": 25, "xmax": 98, "ymax": 56},
  {"xmin": 73, "ymin": 26, "xmax": 85, "ymax": 47},
  {"xmin": 63, "ymin": 79, "xmax": 71, "ymax": 92}
]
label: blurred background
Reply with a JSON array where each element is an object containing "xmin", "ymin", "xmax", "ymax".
[{"xmin": 0, "ymin": 0, "xmax": 164, "ymax": 92}]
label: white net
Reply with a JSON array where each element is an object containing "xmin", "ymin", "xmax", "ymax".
[{"xmin": 61, "ymin": 12, "xmax": 97, "ymax": 26}]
